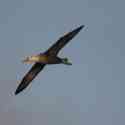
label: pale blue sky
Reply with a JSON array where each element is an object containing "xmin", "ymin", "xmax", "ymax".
[{"xmin": 0, "ymin": 0, "xmax": 124, "ymax": 125}]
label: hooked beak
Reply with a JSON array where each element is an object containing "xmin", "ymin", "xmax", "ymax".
[
  {"xmin": 62, "ymin": 58, "xmax": 72, "ymax": 65},
  {"xmin": 66, "ymin": 61, "xmax": 72, "ymax": 65}
]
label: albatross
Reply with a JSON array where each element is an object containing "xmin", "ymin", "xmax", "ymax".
[{"xmin": 15, "ymin": 25, "xmax": 84, "ymax": 95}]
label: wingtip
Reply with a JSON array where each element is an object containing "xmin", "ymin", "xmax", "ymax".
[
  {"xmin": 78, "ymin": 25, "xmax": 85, "ymax": 30},
  {"xmin": 14, "ymin": 89, "xmax": 20, "ymax": 95},
  {"xmin": 73, "ymin": 25, "xmax": 85, "ymax": 33},
  {"xmin": 14, "ymin": 86, "xmax": 22, "ymax": 95},
  {"xmin": 71, "ymin": 25, "xmax": 85, "ymax": 35}
]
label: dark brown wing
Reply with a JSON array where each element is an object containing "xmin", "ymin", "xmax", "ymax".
[
  {"xmin": 15, "ymin": 63, "xmax": 45, "ymax": 95},
  {"xmin": 45, "ymin": 25, "xmax": 84, "ymax": 56}
]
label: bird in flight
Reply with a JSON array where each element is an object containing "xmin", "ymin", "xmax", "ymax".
[{"xmin": 15, "ymin": 25, "xmax": 85, "ymax": 95}]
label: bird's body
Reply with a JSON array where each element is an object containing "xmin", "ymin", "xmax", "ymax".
[
  {"xmin": 23, "ymin": 53, "xmax": 64, "ymax": 64},
  {"xmin": 15, "ymin": 25, "xmax": 84, "ymax": 95},
  {"xmin": 34, "ymin": 54, "xmax": 62, "ymax": 64}
]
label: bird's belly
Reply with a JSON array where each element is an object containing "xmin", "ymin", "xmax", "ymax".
[
  {"xmin": 38, "ymin": 56, "xmax": 49, "ymax": 64},
  {"xmin": 39, "ymin": 56, "xmax": 60, "ymax": 64}
]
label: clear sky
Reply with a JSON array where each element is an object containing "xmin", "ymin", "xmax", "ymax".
[{"xmin": 0, "ymin": 0, "xmax": 124, "ymax": 125}]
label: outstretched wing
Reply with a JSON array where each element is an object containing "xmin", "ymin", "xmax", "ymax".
[
  {"xmin": 45, "ymin": 25, "xmax": 84, "ymax": 56},
  {"xmin": 15, "ymin": 63, "xmax": 45, "ymax": 95}
]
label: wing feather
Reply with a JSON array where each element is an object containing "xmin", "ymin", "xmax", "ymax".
[
  {"xmin": 45, "ymin": 25, "xmax": 84, "ymax": 55},
  {"xmin": 15, "ymin": 63, "xmax": 45, "ymax": 95}
]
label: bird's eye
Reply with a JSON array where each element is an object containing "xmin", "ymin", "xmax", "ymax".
[{"xmin": 64, "ymin": 58, "xmax": 68, "ymax": 61}]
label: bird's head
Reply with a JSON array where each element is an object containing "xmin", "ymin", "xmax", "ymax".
[
  {"xmin": 22, "ymin": 55, "xmax": 40, "ymax": 64},
  {"xmin": 62, "ymin": 58, "xmax": 72, "ymax": 65}
]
